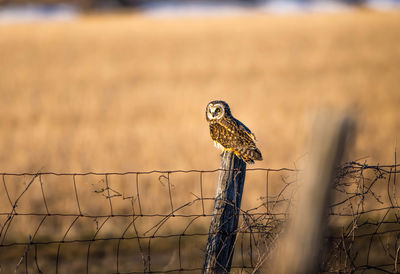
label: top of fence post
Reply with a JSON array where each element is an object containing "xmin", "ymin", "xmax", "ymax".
[{"xmin": 203, "ymin": 150, "xmax": 246, "ymax": 274}]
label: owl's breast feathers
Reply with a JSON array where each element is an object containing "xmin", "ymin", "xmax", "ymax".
[{"xmin": 209, "ymin": 119, "xmax": 263, "ymax": 164}]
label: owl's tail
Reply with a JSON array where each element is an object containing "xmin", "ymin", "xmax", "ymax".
[{"xmin": 242, "ymin": 147, "xmax": 263, "ymax": 164}]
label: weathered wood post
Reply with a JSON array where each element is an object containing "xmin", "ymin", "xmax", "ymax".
[
  {"xmin": 203, "ymin": 150, "xmax": 247, "ymax": 274},
  {"xmin": 268, "ymin": 113, "xmax": 354, "ymax": 274}
]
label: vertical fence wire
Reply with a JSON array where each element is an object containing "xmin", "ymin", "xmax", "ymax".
[{"xmin": 0, "ymin": 165, "xmax": 399, "ymax": 273}]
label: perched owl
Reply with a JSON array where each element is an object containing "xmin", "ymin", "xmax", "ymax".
[{"xmin": 206, "ymin": 100, "xmax": 263, "ymax": 164}]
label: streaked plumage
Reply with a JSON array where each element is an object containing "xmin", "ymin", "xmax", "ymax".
[{"xmin": 206, "ymin": 100, "xmax": 262, "ymax": 164}]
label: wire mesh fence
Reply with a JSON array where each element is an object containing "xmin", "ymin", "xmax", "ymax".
[{"xmin": 0, "ymin": 162, "xmax": 399, "ymax": 273}]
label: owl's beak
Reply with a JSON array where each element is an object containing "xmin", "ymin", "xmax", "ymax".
[{"xmin": 209, "ymin": 107, "xmax": 216, "ymax": 116}]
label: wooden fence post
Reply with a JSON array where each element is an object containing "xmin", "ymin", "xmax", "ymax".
[
  {"xmin": 203, "ymin": 150, "xmax": 247, "ymax": 274},
  {"xmin": 268, "ymin": 113, "xmax": 354, "ymax": 274}
]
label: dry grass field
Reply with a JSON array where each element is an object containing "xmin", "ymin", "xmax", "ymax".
[
  {"xmin": 0, "ymin": 10, "xmax": 399, "ymax": 173},
  {"xmin": 0, "ymin": 9, "xmax": 400, "ymax": 272}
]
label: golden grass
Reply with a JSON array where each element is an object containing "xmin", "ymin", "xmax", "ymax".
[
  {"xmin": 0, "ymin": 11, "xmax": 399, "ymax": 173},
  {"xmin": 0, "ymin": 10, "xmax": 400, "ymax": 242},
  {"xmin": 0, "ymin": 10, "xmax": 400, "ymax": 272}
]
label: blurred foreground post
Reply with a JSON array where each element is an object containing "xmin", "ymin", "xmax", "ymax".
[
  {"xmin": 269, "ymin": 113, "xmax": 354, "ymax": 274},
  {"xmin": 203, "ymin": 151, "xmax": 246, "ymax": 274}
]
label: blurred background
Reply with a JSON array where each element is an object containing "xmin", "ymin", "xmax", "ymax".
[
  {"xmin": 1, "ymin": 1, "xmax": 400, "ymax": 272},
  {"xmin": 0, "ymin": 0, "xmax": 399, "ymax": 173}
]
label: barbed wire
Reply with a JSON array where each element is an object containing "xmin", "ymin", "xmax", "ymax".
[{"xmin": 0, "ymin": 163, "xmax": 399, "ymax": 273}]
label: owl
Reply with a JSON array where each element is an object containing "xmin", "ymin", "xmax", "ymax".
[{"xmin": 206, "ymin": 100, "xmax": 263, "ymax": 164}]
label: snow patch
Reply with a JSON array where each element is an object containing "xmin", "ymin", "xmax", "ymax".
[
  {"xmin": 0, "ymin": 4, "xmax": 78, "ymax": 24},
  {"xmin": 365, "ymin": 0, "xmax": 400, "ymax": 10}
]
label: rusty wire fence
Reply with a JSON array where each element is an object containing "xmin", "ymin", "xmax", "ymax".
[{"xmin": 0, "ymin": 162, "xmax": 399, "ymax": 273}]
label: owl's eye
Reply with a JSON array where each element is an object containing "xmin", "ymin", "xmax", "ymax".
[{"xmin": 215, "ymin": 108, "xmax": 220, "ymax": 113}]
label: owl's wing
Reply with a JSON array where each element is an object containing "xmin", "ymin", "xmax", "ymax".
[
  {"xmin": 220, "ymin": 117, "xmax": 257, "ymax": 141},
  {"xmin": 237, "ymin": 120, "xmax": 257, "ymax": 141}
]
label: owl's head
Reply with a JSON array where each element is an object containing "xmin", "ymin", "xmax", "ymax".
[{"xmin": 206, "ymin": 100, "xmax": 231, "ymax": 122}]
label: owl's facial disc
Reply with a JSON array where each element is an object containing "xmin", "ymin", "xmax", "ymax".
[{"xmin": 207, "ymin": 104, "xmax": 224, "ymax": 120}]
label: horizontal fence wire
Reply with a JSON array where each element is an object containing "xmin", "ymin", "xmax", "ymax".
[{"xmin": 0, "ymin": 162, "xmax": 399, "ymax": 273}]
